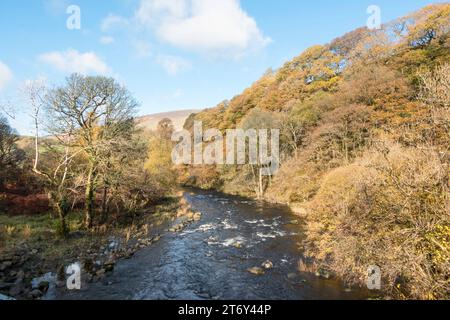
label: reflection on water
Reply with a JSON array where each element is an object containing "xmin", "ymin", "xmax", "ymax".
[{"xmin": 55, "ymin": 189, "xmax": 369, "ymax": 300}]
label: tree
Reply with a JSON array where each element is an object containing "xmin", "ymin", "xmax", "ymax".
[
  {"xmin": 412, "ymin": 63, "xmax": 450, "ymax": 152},
  {"xmin": 24, "ymin": 79, "xmax": 77, "ymax": 236},
  {"xmin": 145, "ymin": 119, "xmax": 176, "ymax": 194},
  {"xmin": 339, "ymin": 64, "xmax": 409, "ymax": 107},
  {"xmin": 156, "ymin": 118, "xmax": 175, "ymax": 140},
  {"xmin": 0, "ymin": 115, "xmax": 24, "ymax": 188},
  {"xmin": 44, "ymin": 74, "xmax": 138, "ymax": 228},
  {"xmin": 239, "ymin": 109, "xmax": 280, "ymax": 198},
  {"xmin": 418, "ymin": 63, "xmax": 450, "ymax": 109},
  {"xmin": 281, "ymin": 98, "xmax": 321, "ymax": 157}
]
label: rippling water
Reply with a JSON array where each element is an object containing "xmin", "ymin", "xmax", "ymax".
[{"xmin": 55, "ymin": 189, "xmax": 368, "ymax": 300}]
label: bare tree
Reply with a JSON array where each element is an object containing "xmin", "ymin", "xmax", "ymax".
[
  {"xmin": 0, "ymin": 98, "xmax": 16, "ymax": 120},
  {"xmin": 23, "ymin": 79, "xmax": 79, "ymax": 236},
  {"xmin": 418, "ymin": 63, "xmax": 450, "ymax": 108},
  {"xmin": 418, "ymin": 63, "xmax": 450, "ymax": 135},
  {"xmin": 44, "ymin": 74, "xmax": 138, "ymax": 228},
  {"xmin": 239, "ymin": 109, "xmax": 280, "ymax": 198}
]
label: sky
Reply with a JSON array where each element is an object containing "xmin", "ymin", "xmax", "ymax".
[{"xmin": 0, "ymin": 0, "xmax": 445, "ymax": 135}]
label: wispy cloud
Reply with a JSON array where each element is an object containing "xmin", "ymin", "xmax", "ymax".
[{"xmin": 38, "ymin": 49, "xmax": 111, "ymax": 75}]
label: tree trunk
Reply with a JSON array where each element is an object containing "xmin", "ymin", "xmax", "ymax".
[
  {"xmin": 56, "ymin": 203, "xmax": 68, "ymax": 237},
  {"xmin": 258, "ymin": 168, "xmax": 264, "ymax": 199},
  {"xmin": 85, "ymin": 163, "xmax": 95, "ymax": 229},
  {"xmin": 49, "ymin": 191, "xmax": 68, "ymax": 237},
  {"xmin": 100, "ymin": 186, "xmax": 109, "ymax": 224}
]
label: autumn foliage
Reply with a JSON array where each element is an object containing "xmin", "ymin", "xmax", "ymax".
[{"xmin": 182, "ymin": 4, "xmax": 450, "ymax": 299}]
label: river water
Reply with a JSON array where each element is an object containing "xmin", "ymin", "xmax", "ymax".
[{"xmin": 55, "ymin": 189, "xmax": 368, "ymax": 300}]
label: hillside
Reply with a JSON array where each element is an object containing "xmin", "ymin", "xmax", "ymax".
[
  {"xmin": 180, "ymin": 3, "xmax": 450, "ymax": 299},
  {"xmin": 136, "ymin": 109, "xmax": 199, "ymax": 132}
]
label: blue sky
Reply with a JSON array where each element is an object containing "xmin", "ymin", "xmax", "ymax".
[{"xmin": 0, "ymin": 0, "xmax": 444, "ymax": 134}]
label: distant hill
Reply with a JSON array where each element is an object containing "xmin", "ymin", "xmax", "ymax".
[
  {"xmin": 136, "ymin": 109, "xmax": 199, "ymax": 132},
  {"xmin": 16, "ymin": 110, "xmax": 200, "ymax": 149}
]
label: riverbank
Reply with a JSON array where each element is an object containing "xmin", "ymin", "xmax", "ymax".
[{"xmin": 0, "ymin": 193, "xmax": 201, "ymax": 300}]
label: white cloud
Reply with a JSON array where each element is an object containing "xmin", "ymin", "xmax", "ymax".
[
  {"xmin": 101, "ymin": 14, "xmax": 129, "ymax": 32},
  {"xmin": 0, "ymin": 61, "xmax": 12, "ymax": 91},
  {"xmin": 157, "ymin": 55, "xmax": 191, "ymax": 75},
  {"xmin": 38, "ymin": 49, "xmax": 111, "ymax": 75},
  {"xmin": 135, "ymin": 0, "xmax": 271, "ymax": 58},
  {"xmin": 100, "ymin": 36, "xmax": 115, "ymax": 45}
]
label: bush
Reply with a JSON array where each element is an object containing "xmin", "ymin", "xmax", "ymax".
[{"xmin": 305, "ymin": 143, "xmax": 449, "ymax": 299}]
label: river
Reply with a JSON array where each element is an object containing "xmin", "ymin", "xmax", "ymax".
[{"xmin": 54, "ymin": 189, "xmax": 368, "ymax": 300}]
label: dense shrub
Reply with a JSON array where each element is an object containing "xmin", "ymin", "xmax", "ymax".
[{"xmin": 305, "ymin": 143, "xmax": 449, "ymax": 299}]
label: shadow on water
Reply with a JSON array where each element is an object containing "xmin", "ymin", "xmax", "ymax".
[{"xmin": 55, "ymin": 188, "xmax": 370, "ymax": 300}]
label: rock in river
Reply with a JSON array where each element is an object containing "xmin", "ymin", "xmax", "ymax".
[
  {"xmin": 28, "ymin": 289, "xmax": 43, "ymax": 299},
  {"xmin": 261, "ymin": 260, "xmax": 274, "ymax": 269},
  {"xmin": 193, "ymin": 212, "xmax": 202, "ymax": 221},
  {"xmin": 247, "ymin": 267, "xmax": 265, "ymax": 276},
  {"xmin": 38, "ymin": 281, "xmax": 50, "ymax": 293}
]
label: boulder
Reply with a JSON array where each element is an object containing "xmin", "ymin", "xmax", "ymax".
[
  {"xmin": 29, "ymin": 289, "xmax": 43, "ymax": 299},
  {"xmin": 193, "ymin": 212, "xmax": 202, "ymax": 221},
  {"xmin": 247, "ymin": 267, "xmax": 265, "ymax": 276},
  {"xmin": 261, "ymin": 260, "xmax": 274, "ymax": 269},
  {"xmin": 232, "ymin": 242, "xmax": 243, "ymax": 249},
  {"xmin": 315, "ymin": 270, "xmax": 331, "ymax": 279},
  {"xmin": 186, "ymin": 212, "xmax": 195, "ymax": 220},
  {"xmin": 38, "ymin": 281, "xmax": 50, "ymax": 293},
  {"xmin": 104, "ymin": 262, "xmax": 115, "ymax": 273},
  {"xmin": 96, "ymin": 269, "xmax": 106, "ymax": 277}
]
